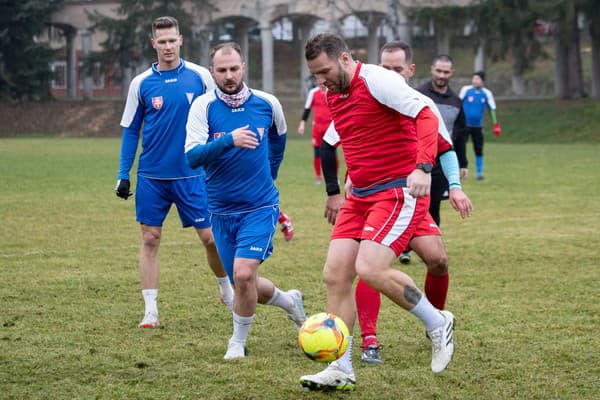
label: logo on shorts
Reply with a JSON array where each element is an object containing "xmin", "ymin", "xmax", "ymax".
[
  {"xmin": 250, "ymin": 246, "xmax": 263, "ymax": 252},
  {"xmin": 195, "ymin": 218, "xmax": 206, "ymax": 223},
  {"xmin": 152, "ymin": 96, "xmax": 163, "ymax": 110},
  {"xmin": 364, "ymin": 226, "xmax": 374, "ymax": 232}
]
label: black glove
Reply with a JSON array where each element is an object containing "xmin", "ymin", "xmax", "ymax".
[{"xmin": 115, "ymin": 179, "xmax": 133, "ymax": 200}]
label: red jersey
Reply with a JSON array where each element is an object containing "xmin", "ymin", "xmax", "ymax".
[
  {"xmin": 303, "ymin": 86, "xmax": 332, "ymax": 147},
  {"xmin": 325, "ymin": 62, "xmax": 438, "ymax": 188}
]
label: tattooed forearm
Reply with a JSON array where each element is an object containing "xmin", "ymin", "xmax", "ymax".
[{"xmin": 403, "ymin": 285, "xmax": 422, "ymax": 306}]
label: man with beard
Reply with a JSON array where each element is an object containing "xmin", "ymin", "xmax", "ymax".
[
  {"xmin": 185, "ymin": 42, "xmax": 306, "ymax": 360},
  {"xmin": 299, "ymin": 33, "xmax": 455, "ymax": 391}
]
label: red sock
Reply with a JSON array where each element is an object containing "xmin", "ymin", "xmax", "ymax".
[
  {"xmin": 424, "ymin": 272, "xmax": 449, "ymax": 310},
  {"xmin": 313, "ymin": 156, "xmax": 321, "ymax": 180},
  {"xmin": 355, "ymin": 279, "xmax": 381, "ymax": 348},
  {"xmin": 278, "ymin": 211, "xmax": 286, "ymax": 224}
]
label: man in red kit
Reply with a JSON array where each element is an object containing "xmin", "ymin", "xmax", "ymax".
[
  {"xmin": 351, "ymin": 41, "xmax": 473, "ymax": 365},
  {"xmin": 299, "ymin": 33, "xmax": 455, "ymax": 392},
  {"xmin": 297, "ymin": 83, "xmax": 337, "ymax": 184}
]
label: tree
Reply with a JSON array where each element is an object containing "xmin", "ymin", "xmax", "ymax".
[
  {"xmin": 473, "ymin": 0, "xmax": 545, "ymax": 96},
  {"xmin": 579, "ymin": 0, "xmax": 600, "ymax": 98},
  {"xmin": 0, "ymin": 0, "xmax": 64, "ymax": 103},
  {"xmin": 86, "ymin": 0, "xmax": 215, "ymax": 97}
]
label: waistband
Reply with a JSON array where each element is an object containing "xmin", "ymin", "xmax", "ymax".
[{"xmin": 351, "ymin": 177, "xmax": 407, "ymax": 198}]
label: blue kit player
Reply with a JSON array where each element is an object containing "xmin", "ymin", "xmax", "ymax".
[
  {"xmin": 114, "ymin": 16, "xmax": 233, "ymax": 329},
  {"xmin": 459, "ymin": 71, "xmax": 502, "ymax": 180},
  {"xmin": 185, "ymin": 42, "xmax": 306, "ymax": 360}
]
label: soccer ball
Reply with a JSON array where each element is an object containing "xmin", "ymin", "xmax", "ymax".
[{"xmin": 298, "ymin": 312, "xmax": 349, "ymax": 362}]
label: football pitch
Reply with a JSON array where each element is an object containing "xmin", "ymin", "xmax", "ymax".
[{"xmin": 1, "ymin": 137, "xmax": 599, "ymax": 399}]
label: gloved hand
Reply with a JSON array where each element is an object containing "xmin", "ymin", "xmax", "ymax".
[
  {"xmin": 493, "ymin": 123, "xmax": 501, "ymax": 137},
  {"xmin": 115, "ymin": 179, "xmax": 133, "ymax": 199}
]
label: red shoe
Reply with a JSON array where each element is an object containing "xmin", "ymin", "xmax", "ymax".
[{"xmin": 278, "ymin": 212, "xmax": 294, "ymax": 241}]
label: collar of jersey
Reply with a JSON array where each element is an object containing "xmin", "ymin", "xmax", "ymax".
[{"xmin": 152, "ymin": 59, "xmax": 186, "ymax": 75}]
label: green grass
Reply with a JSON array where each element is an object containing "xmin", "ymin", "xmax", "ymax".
[{"xmin": 1, "ymin": 118, "xmax": 600, "ymax": 398}]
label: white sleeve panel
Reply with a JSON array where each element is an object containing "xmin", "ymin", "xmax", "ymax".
[
  {"xmin": 253, "ymin": 89, "xmax": 288, "ymax": 135},
  {"xmin": 322, "ymin": 121, "xmax": 340, "ymax": 146},
  {"xmin": 483, "ymin": 87, "xmax": 497, "ymax": 110},
  {"xmin": 458, "ymin": 85, "xmax": 471, "ymax": 100},
  {"xmin": 186, "ymin": 61, "xmax": 216, "ymax": 92},
  {"xmin": 185, "ymin": 92, "xmax": 216, "ymax": 153},
  {"xmin": 119, "ymin": 68, "xmax": 152, "ymax": 127},
  {"xmin": 359, "ymin": 64, "xmax": 428, "ymax": 118},
  {"xmin": 304, "ymin": 87, "xmax": 318, "ymax": 109}
]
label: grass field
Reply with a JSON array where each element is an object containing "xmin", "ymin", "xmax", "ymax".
[{"xmin": 1, "ymin": 126, "xmax": 599, "ymax": 398}]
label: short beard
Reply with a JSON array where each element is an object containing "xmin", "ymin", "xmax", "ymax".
[{"xmin": 218, "ymin": 81, "xmax": 244, "ymax": 95}]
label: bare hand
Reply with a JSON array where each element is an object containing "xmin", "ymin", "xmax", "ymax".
[
  {"xmin": 298, "ymin": 121, "xmax": 305, "ymax": 135},
  {"xmin": 231, "ymin": 125, "xmax": 258, "ymax": 149},
  {"xmin": 324, "ymin": 194, "xmax": 344, "ymax": 225},
  {"xmin": 407, "ymin": 169, "xmax": 431, "ymax": 198},
  {"xmin": 449, "ymin": 188, "xmax": 473, "ymax": 219},
  {"xmin": 344, "ymin": 176, "xmax": 352, "ymax": 199},
  {"xmin": 460, "ymin": 168, "xmax": 468, "ymax": 180}
]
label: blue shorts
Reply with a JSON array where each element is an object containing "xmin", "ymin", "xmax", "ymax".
[
  {"xmin": 210, "ymin": 205, "xmax": 279, "ymax": 283},
  {"xmin": 135, "ymin": 175, "xmax": 211, "ymax": 229}
]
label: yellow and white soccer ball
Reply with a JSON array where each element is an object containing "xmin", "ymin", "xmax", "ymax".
[{"xmin": 298, "ymin": 312, "xmax": 349, "ymax": 362}]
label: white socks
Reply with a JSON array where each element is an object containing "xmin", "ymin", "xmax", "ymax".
[
  {"xmin": 217, "ymin": 276, "xmax": 234, "ymax": 309},
  {"xmin": 410, "ymin": 295, "xmax": 445, "ymax": 331},
  {"xmin": 231, "ymin": 312, "xmax": 255, "ymax": 345},
  {"xmin": 334, "ymin": 335, "xmax": 354, "ymax": 375},
  {"xmin": 142, "ymin": 289, "xmax": 158, "ymax": 315},
  {"xmin": 266, "ymin": 288, "xmax": 294, "ymax": 312}
]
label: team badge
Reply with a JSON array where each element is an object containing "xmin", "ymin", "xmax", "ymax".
[
  {"xmin": 214, "ymin": 132, "xmax": 226, "ymax": 139},
  {"xmin": 257, "ymin": 127, "xmax": 265, "ymax": 140},
  {"xmin": 467, "ymin": 95, "xmax": 474, "ymax": 102},
  {"xmin": 186, "ymin": 92, "xmax": 194, "ymax": 104},
  {"xmin": 152, "ymin": 96, "xmax": 163, "ymax": 110}
]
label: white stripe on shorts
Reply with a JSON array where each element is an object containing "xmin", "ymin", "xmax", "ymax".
[{"xmin": 381, "ymin": 187, "xmax": 417, "ymax": 247}]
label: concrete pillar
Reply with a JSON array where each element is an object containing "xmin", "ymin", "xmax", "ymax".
[
  {"xmin": 474, "ymin": 39, "xmax": 486, "ymax": 72},
  {"xmin": 65, "ymin": 28, "xmax": 77, "ymax": 100},
  {"xmin": 260, "ymin": 21, "xmax": 274, "ymax": 93},
  {"xmin": 81, "ymin": 30, "xmax": 93, "ymax": 99}
]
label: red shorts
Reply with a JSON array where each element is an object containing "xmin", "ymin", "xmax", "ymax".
[{"xmin": 331, "ymin": 187, "xmax": 430, "ymax": 256}]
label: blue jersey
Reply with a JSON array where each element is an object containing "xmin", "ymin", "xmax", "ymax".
[
  {"xmin": 185, "ymin": 89, "xmax": 287, "ymax": 214},
  {"xmin": 459, "ymin": 85, "xmax": 496, "ymax": 127},
  {"xmin": 118, "ymin": 59, "xmax": 215, "ymax": 180}
]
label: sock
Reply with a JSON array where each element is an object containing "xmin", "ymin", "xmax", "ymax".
[
  {"xmin": 355, "ymin": 279, "xmax": 381, "ymax": 348},
  {"xmin": 424, "ymin": 272, "xmax": 449, "ymax": 310},
  {"xmin": 231, "ymin": 312, "xmax": 254, "ymax": 344},
  {"xmin": 266, "ymin": 287, "xmax": 294, "ymax": 312},
  {"xmin": 217, "ymin": 276, "xmax": 234, "ymax": 309},
  {"xmin": 335, "ymin": 335, "xmax": 354, "ymax": 376},
  {"xmin": 278, "ymin": 212, "xmax": 287, "ymax": 224},
  {"xmin": 142, "ymin": 289, "xmax": 158, "ymax": 315},
  {"xmin": 410, "ymin": 294, "xmax": 444, "ymax": 331},
  {"xmin": 476, "ymin": 155, "xmax": 484, "ymax": 177},
  {"xmin": 313, "ymin": 156, "xmax": 322, "ymax": 181}
]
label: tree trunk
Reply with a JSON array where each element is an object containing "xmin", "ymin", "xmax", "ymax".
[
  {"xmin": 554, "ymin": 36, "xmax": 570, "ymax": 98},
  {"xmin": 567, "ymin": 21, "xmax": 585, "ymax": 98},
  {"xmin": 590, "ymin": 15, "xmax": 600, "ymax": 99},
  {"xmin": 511, "ymin": 74, "xmax": 525, "ymax": 96}
]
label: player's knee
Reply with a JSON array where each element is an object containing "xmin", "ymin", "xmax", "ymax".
[
  {"xmin": 198, "ymin": 230, "xmax": 215, "ymax": 248},
  {"xmin": 233, "ymin": 266, "xmax": 254, "ymax": 288},
  {"xmin": 141, "ymin": 230, "xmax": 161, "ymax": 248},
  {"xmin": 322, "ymin": 262, "xmax": 352, "ymax": 288},
  {"xmin": 426, "ymin": 253, "xmax": 448, "ymax": 275}
]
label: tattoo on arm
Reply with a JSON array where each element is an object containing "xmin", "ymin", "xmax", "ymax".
[{"xmin": 403, "ymin": 285, "xmax": 422, "ymax": 306}]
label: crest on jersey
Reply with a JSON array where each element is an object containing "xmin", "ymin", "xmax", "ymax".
[
  {"xmin": 152, "ymin": 96, "xmax": 163, "ymax": 110},
  {"xmin": 257, "ymin": 128, "xmax": 265, "ymax": 140},
  {"xmin": 186, "ymin": 92, "xmax": 194, "ymax": 104},
  {"xmin": 467, "ymin": 95, "xmax": 474, "ymax": 103},
  {"xmin": 214, "ymin": 132, "xmax": 226, "ymax": 139}
]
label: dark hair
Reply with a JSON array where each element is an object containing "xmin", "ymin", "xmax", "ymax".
[
  {"xmin": 305, "ymin": 33, "xmax": 349, "ymax": 61},
  {"xmin": 380, "ymin": 41, "xmax": 413, "ymax": 63},
  {"xmin": 152, "ymin": 16, "xmax": 179, "ymax": 38},
  {"xmin": 432, "ymin": 54, "xmax": 454, "ymax": 65},
  {"xmin": 473, "ymin": 70, "xmax": 486, "ymax": 81},
  {"xmin": 210, "ymin": 42, "xmax": 244, "ymax": 63}
]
